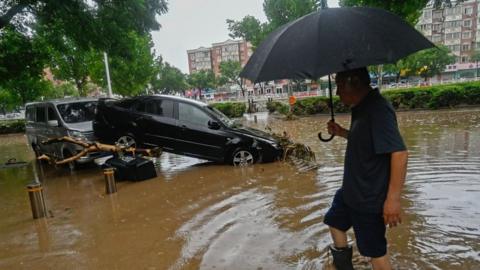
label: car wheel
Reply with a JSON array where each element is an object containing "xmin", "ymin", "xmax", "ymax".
[
  {"xmin": 116, "ymin": 134, "xmax": 137, "ymax": 148},
  {"xmin": 230, "ymin": 148, "xmax": 256, "ymax": 166}
]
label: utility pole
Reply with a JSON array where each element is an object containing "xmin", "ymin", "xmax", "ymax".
[{"xmin": 104, "ymin": 52, "xmax": 113, "ymax": 98}]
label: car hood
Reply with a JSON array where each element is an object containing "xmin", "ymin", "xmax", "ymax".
[
  {"xmin": 232, "ymin": 126, "xmax": 278, "ymax": 143},
  {"xmin": 64, "ymin": 121, "xmax": 93, "ymax": 132}
]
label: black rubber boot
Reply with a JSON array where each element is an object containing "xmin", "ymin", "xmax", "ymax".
[{"xmin": 329, "ymin": 245, "xmax": 355, "ymax": 270}]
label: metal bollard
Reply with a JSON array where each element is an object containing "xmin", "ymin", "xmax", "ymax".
[
  {"xmin": 104, "ymin": 168, "xmax": 117, "ymax": 194},
  {"xmin": 254, "ymin": 115, "xmax": 258, "ymax": 123},
  {"xmin": 27, "ymin": 182, "xmax": 47, "ymax": 219}
]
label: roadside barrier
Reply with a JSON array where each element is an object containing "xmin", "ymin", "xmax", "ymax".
[
  {"xmin": 27, "ymin": 182, "xmax": 47, "ymax": 219},
  {"xmin": 104, "ymin": 168, "xmax": 117, "ymax": 194}
]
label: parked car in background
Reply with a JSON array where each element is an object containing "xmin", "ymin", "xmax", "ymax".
[
  {"xmin": 25, "ymin": 98, "xmax": 103, "ymax": 169},
  {"xmin": 94, "ymin": 95, "xmax": 282, "ymax": 166}
]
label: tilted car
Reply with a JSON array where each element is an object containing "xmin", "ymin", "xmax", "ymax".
[{"xmin": 93, "ymin": 95, "xmax": 282, "ymax": 166}]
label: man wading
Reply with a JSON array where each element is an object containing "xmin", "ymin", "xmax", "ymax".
[{"xmin": 324, "ymin": 68, "xmax": 408, "ymax": 270}]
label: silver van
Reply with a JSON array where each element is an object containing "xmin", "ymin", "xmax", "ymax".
[{"xmin": 25, "ymin": 98, "xmax": 103, "ymax": 168}]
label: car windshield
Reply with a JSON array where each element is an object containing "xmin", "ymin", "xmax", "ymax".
[
  {"xmin": 57, "ymin": 101, "xmax": 97, "ymax": 123},
  {"xmin": 207, "ymin": 106, "xmax": 241, "ymax": 128}
]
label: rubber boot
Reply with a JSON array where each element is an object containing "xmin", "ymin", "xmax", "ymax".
[{"xmin": 329, "ymin": 245, "xmax": 355, "ymax": 270}]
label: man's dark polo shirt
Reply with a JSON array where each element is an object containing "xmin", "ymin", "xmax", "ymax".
[{"xmin": 343, "ymin": 89, "xmax": 406, "ymax": 214}]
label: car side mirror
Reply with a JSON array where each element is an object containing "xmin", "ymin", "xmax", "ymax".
[
  {"xmin": 208, "ymin": 120, "xmax": 221, "ymax": 130},
  {"xmin": 47, "ymin": 120, "xmax": 59, "ymax": 127}
]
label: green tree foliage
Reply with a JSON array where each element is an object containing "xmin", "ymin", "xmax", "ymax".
[
  {"xmin": 227, "ymin": 0, "xmax": 321, "ymax": 48},
  {"xmin": 339, "ymin": 0, "xmax": 464, "ymax": 24},
  {"xmin": 0, "ymin": 27, "xmax": 51, "ymax": 106},
  {"xmin": 187, "ymin": 70, "xmax": 216, "ymax": 91},
  {"xmin": 0, "ymin": 0, "xmax": 168, "ymax": 51},
  {"xmin": 404, "ymin": 45, "xmax": 455, "ymax": 80},
  {"xmin": 219, "ymin": 60, "xmax": 246, "ymax": 96},
  {"xmin": 150, "ymin": 57, "xmax": 188, "ymax": 94},
  {"xmin": 89, "ymin": 32, "xmax": 155, "ymax": 97}
]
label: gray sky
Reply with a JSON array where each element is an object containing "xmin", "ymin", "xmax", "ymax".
[{"xmin": 151, "ymin": 0, "xmax": 339, "ymax": 73}]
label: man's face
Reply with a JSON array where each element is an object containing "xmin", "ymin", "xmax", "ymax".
[{"xmin": 335, "ymin": 76, "xmax": 357, "ymax": 106}]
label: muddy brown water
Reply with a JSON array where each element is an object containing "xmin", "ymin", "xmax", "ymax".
[{"xmin": 0, "ymin": 109, "xmax": 479, "ymax": 270}]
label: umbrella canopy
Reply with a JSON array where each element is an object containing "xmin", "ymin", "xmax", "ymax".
[{"xmin": 240, "ymin": 7, "xmax": 435, "ymax": 82}]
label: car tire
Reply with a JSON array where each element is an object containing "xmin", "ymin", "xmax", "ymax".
[
  {"xmin": 116, "ymin": 134, "xmax": 137, "ymax": 148},
  {"xmin": 229, "ymin": 147, "xmax": 256, "ymax": 166}
]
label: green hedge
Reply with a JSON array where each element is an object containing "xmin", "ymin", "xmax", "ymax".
[
  {"xmin": 211, "ymin": 102, "xmax": 246, "ymax": 118},
  {"xmin": 0, "ymin": 119, "xmax": 25, "ymax": 134},
  {"xmin": 266, "ymin": 101, "xmax": 290, "ymax": 114},
  {"xmin": 382, "ymin": 81, "xmax": 480, "ymax": 109},
  {"xmin": 267, "ymin": 82, "xmax": 480, "ymax": 116}
]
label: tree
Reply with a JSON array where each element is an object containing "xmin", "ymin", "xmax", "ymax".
[
  {"xmin": 150, "ymin": 57, "xmax": 188, "ymax": 94},
  {"xmin": 0, "ymin": 26, "xmax": 50, "ymax": 106},
  {"xmin": 405, "ymin": 45, "xmax": 455, "ymax": 81},
  {"xmin": 187, "ymin": 70, "xmax": 217, "ymax": 98},
  {"xmin": 219, "ymin": 60, "xmax": 246, "ymax": 96},
  {"xmin": 339, "ymin": 0, "xmax": 465, "ymax": 24},
  {"xmin": 471, "ymin": 50, "xmax": 480, "ymax": 78},
  {"xmin": 0, "ymin": 1, "xmax": 168, "ymax": 50},
  {"xmin": 227, "ymin": 16, "xmax": 268, "ymax": 49},
  {"xmin": 227, "ymin": 0, "xmax": 321, "ymax": 48},
  {"xmin": 89, "ymin": 32, "xmax": 155, "ymax": 97}
]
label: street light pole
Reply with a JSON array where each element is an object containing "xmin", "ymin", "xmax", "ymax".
[{"xmin": 103, "ymin": 52, "xmax": 113, "ymax": 98}]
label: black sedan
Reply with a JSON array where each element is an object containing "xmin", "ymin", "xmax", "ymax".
[{"xmin": 93, "ymin": 95, "xmax": 282, "ymax": 166}]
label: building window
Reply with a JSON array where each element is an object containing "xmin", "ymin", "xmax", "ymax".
[
  {"xmin": 433, "ymin": 24, "xmax": 441, "ymax": 31},
  {"xmin": 462, "ymin": 44, "xmax": 470, "ymax": 51},
  {"xmin": 461, "ymin": 56, "xmax": 469, "ymax": 63},
  {"xmin": 464, "ymin": 20, "xmax": 471, "ymax": 27},
  {"xmin": 462, "ymin": 31, "xmax": 471, "ymax": 39},
  {"xmin": 432, "ymin": 35, "xmax": 442, "ymax": 42},
  {"xmin": 464, "ymin": 7, "xmax": 473, "ymax": 15},
  {"xmin": 424, "ymin": 10, "xmax": 432, "ymax": 19}
]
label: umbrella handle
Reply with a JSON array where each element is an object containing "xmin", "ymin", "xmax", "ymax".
[{"xmin": 318, "ymin": 132, "xmax": 335, "ymax": 142}]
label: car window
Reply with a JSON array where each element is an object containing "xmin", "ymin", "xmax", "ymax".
[
  {"xmin": 47, "ymin": 107, "xmax": 57, "ymax": 121},
  {"xmin": 26, "ymin": 107, "xmax": 35, "ymax": 122},
  {"xmin": 179, "ymin": 103, "xmax": 210, "ymax": 126},
  {"xmin": 36, "ymin": 107, "xmax": 46, "ymax": 122},
  {"xmin": 136, "ymin": 99, "xmax": 174, "ymax": 118},
  {"xmin": 57, "ymin": 101, "xmax": 96, "ymax": 123},
  {"xmin": 157, "ymin": 100, "xmax": 174, "ymax": 118}
]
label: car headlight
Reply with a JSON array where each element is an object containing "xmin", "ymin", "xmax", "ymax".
[{"xmin": 68, "ymin": 130, "xmax": 87, "ymax": 141}]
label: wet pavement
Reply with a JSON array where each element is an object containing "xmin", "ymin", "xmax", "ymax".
[{"xmin": 0, "ymin": 108, "xmax": 479, "ymax": 270}]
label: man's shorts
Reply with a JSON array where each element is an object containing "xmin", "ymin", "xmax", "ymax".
[{"xmin": 323, "ymin": 189, "xmax": 387, "ymax": 258}]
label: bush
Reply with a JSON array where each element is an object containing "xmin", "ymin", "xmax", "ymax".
[
  {"xmin": 266, "ymin": 101, "xmax": 290, "ymax": 114},
  {"xmin": 211, "ymin": 102, "xmax": 246, "ymax": 118},
  {"xmin": 0, "ymin": 119, "xmax": 25, "ymax": 134}
]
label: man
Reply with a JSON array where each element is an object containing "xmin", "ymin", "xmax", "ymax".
[{"xmin": 324, "ymin": 67, "xmax": 408, "ymax": 270}]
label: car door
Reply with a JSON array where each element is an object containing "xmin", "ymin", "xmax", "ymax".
[
  {"xmin": 176, "ymin": 102, "xmax": 226, "ymax": 161},
  {"xmin": 133, "ymin": 98, "xmax": 177, "ymax": 150},
  {"xmin": 34, "ymin": 105, "xmax": 49, "ymax": 154}
]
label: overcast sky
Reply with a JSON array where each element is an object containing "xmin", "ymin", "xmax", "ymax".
[{"xmin": 151, "ymin": 0, "xmax": 340, "ymax": 73}]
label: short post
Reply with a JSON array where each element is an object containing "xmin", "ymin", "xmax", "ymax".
[
  {"xmin": 104, "ymin": 168, "xmax": 117, "ymax": 194},
  {"xmin": 254, "ymin": 115, "xmax": 258, "ymax": 123},
  {"xmin": 27, "ymin": 182, "xmax": 47, "ymax": 219}
]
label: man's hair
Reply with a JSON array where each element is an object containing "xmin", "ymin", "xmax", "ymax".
[{"xmin": 336, "ymin": 67, "xmax": 371, "ymax": 86}]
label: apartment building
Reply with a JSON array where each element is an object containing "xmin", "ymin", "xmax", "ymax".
[
  {"xmin": 187, "ymin": 39, "xmax": 252, "ymax": 76},
  {"xmin": 417, "ymin": 0, "xmax": 479, "ymax": 63}
]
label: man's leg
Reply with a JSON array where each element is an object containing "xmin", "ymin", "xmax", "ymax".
[
  {"xmin": 371, "ymin": 255, "xmax": 392, "ymax": 270},
  {"xmin": 324, "ymin": 189, "xmax": 354, "ymax": 270},
  {"xmin": 329, "ymin": 226, "xmax": 348, "ymax": 248},
  {"xmin": 351, "ymin": 211, "xmax": 390, "ymax": 270}
]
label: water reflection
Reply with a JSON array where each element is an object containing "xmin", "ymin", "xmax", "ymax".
[{"xmin": 0, "ymin": 108, "xmax": 479, "ymax": 270}]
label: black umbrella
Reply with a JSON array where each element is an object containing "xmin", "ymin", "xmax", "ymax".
[{"xmin": 240, "ymin": 7, "xmax": 435, "ymax": 141}]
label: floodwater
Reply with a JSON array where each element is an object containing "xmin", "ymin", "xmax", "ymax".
[{"xmin": 0, "ymin": 108, "xmax": 479, "ymax": 270}]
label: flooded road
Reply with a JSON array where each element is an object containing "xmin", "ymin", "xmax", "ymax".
[{"xmin": 1, "ymin": 108, "xmax": 479, "ymax": 270}]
